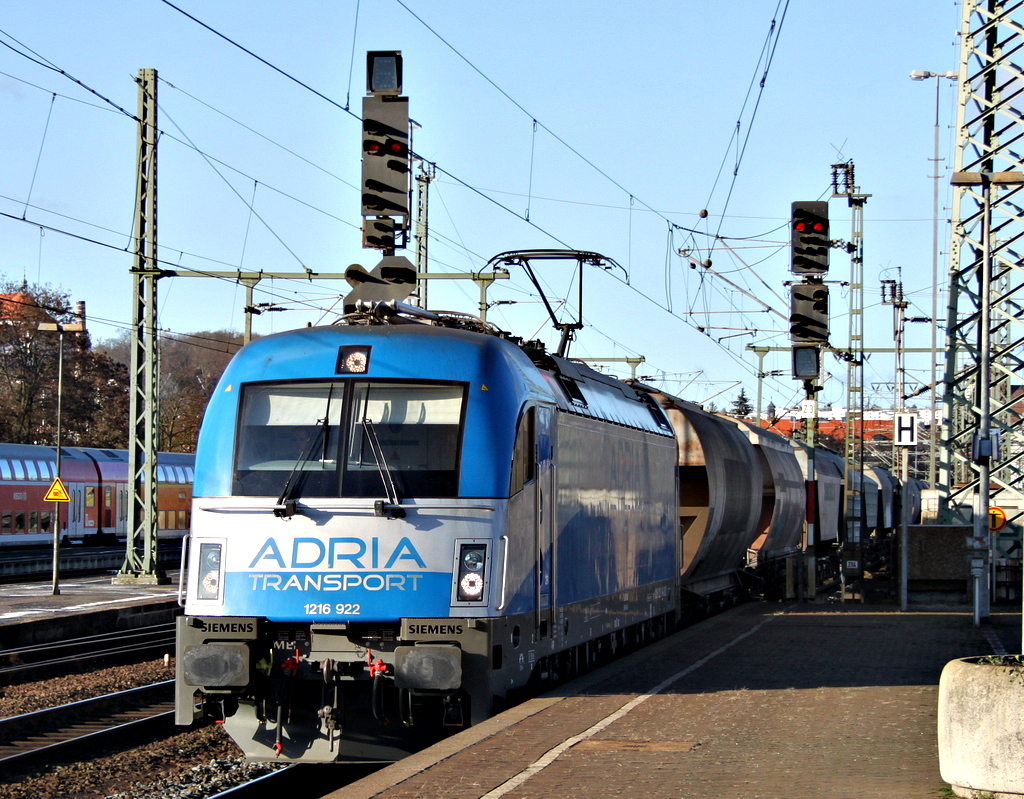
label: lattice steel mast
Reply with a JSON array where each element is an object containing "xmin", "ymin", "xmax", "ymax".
[
  {"xmin": 832, "ymin": 163, "xmax": 870, "ymax": 576},
  {"xmin": 115, "ymin": 69, "xmax": 164, "ymax": 585},
  {"xmin": 940, "ymin": 0, "xmax": 1024, "ymax": 546}
]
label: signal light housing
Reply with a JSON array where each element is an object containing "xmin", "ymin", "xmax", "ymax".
[
  {"xmin": 367, "ymin": 51, "xmax": 402, "ymax": 95},
  {"xmin": 792, "ymin": 345, "xmax": 821, "ymax": 380},
  {"xmin": 196, "ymin": 541, "xmax": 223, "ymax": 601},
  {"xmin": 454, "ymin": 541, "xmax": 488, "ymax": 603},
  {"xmin": 361, "ymin": 95, "xmax": 411, "ymax": 224},
  {"xmin": 790, "ymin": 201, "xmax": 830, "ymax": 275},
  {"xmin": 789, "ymin": 282, "xmax": 829, "ymax": 343}
]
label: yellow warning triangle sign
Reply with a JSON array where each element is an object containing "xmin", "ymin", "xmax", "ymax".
[{"xmin": 44, "ymin": 477, "xmax": 71, "ymax": 502}]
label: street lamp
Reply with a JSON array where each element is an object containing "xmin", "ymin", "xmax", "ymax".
[
  {"xmin": 38, "ymin": 306, "xmax": 86, "ymax": 596},
  {"xmin": 910, "ymin": 69, "xmax": 957, "ymax": 487}
]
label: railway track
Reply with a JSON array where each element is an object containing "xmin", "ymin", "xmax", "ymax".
[
  {"xmin": 205, "ymin": 763, "xmax": 384, "ymax": 799},
  {"xmin": 0, "ymin": 543, "xmax": 183, "ymax": 581},
  {"xmin": 0, "ymin": 622, "xmax": 177, "ymax": 679},
  {"xmin": 0, "ymin": 680, "xmax": 175, "ymax": 768}
]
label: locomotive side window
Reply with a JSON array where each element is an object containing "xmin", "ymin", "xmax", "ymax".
[
  {"xmin": 509, "ymin": 407, "xmax": 536, "ymax": 496},
  {"xmin": 233, "ymin": 380, "xmax": 465, "ymax": 499}
]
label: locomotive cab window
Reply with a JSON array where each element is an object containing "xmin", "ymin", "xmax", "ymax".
[
  {"xmin": 345, "ymin": 383, "xmax": 464, "ymax": 498},
  {"xmin": 233, "ymin": 383, "xmax": 344, "ymax": 497},
  {"xmin": 233, "ymin": 380, "xmax": 465, "ymax": 499}
]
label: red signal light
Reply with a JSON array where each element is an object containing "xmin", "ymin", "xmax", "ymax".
[{"xmin": 790, "ymin": 200, "xmax": 830, "ymax": 275}]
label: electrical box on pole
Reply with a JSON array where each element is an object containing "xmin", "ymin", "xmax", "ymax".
[{"xmin": 790, "ymin": 201, "xmax": 830, "ymax": 275}]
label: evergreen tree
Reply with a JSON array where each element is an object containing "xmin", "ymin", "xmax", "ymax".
[{"xmin": 730, "ymin": 387, "xmax": 754, "ymax": 418}]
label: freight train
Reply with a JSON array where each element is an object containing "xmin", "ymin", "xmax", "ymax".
[
  {"xmin": 0, "ymin": 443, "xmax": 194, "ymax": 546},
  {"xmin": 174, "ymin": 278, "xmax": 902, "ymax": 763}
]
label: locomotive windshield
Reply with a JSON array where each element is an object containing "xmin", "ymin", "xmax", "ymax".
[{"xmin": 232, "ymin": 380, "xmax": 466, "ymax": 499}]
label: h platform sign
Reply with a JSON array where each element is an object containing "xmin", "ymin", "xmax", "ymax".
[{"xmin": 894, "ymin": 412, "xmax": 918, "ymax": 447}]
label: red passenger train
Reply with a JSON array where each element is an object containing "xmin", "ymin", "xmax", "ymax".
[{"xmin": 0, "ymin": 443, "xmax": 194, "ymax": 546}]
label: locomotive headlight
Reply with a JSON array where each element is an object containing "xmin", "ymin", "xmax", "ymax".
[
  {"xmin": 456, "ymin": 544, "xmax": 487, "ymax": 602},
  {"xmin": 335, "ymin": 345, "xmax": 371, "ymax": 374},
  {"xmin": 197, "ymin": 542, "xmax": 223, "ymax": 601},
  {"xmin": 462, "ymin": 548, "xmax": 484, "ymax": 572},
  {"xmin": 460, "ymin": 572, "xmax": 484, "ymax": 597}
]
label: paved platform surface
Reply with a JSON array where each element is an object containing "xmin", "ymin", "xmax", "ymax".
[
  {"xmin": 334, "ymin": 602, "xmax": 1022, "ymax": 799},
  {"xmin": 0, "ymin": 571, "xmax": 179, "ymax": 626}
]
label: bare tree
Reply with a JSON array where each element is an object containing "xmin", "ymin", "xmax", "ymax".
[
  {"xmin": 0, "ymin": 280, "xmax": 129, "ymax": 448},
  {"xmin": 97, "ymin": 329, "xmax": 243, "ymax": 452}
]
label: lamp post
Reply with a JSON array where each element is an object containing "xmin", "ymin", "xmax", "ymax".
[
  {"xmin": 39, "ymin": 307, "xmax": 86, "ymax": 596},
  {"xmin": 910, "ymin": 70, "xmax": 957, "ymax": 487}
]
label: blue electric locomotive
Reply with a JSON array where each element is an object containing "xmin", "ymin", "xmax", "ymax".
[{"xmin": 175, "ymin": 308, "xmax": 679, "ymax": 762}]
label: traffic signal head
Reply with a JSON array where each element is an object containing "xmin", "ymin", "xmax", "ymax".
[
  {"xmin": 789, "ymin": 282, "xmax": 829, "ymax": 343},
  {"xmin": 790, "ymin": 201, "xmax": 830, "ymax": 275},
  {"xmin": 791, "ymin": 344, "xmax": 821, "ymax": 380},
  {"xmin": 367, "ymin": 51, "xmax": 402, "ymax": 95},
  {"xmin": 363, "ymin": 217, "xmax": 396, "ymax": 250},
  {"xmin": 362, "ymin": 94, "xmax": 411, "ymax": 226}
]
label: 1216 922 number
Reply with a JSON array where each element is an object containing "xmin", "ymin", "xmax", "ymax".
[{"xmin": 303, "ymin": 603, "xmax": 361, "ymax": 615}]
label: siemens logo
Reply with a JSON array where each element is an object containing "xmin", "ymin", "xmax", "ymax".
[
  {"xmin": 408, "ymin": 624, "xmax": 464, "ymax": 636},
  {"xmin": 201, "ymin": 622, "xmax": 255, "ymax": 634}
]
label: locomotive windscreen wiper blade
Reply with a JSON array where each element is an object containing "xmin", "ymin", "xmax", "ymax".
[
  {"xmin": 361, "ymin": 418, "xmax": 403, "ymax": 514},
  {"xmin": 274, "ymin": 386, "xmax": 337, "ymax": 519}
]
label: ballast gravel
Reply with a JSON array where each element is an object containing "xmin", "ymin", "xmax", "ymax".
[{"xmin": 0, "ymin": 658, "xmax": 283, "ymax": 799}]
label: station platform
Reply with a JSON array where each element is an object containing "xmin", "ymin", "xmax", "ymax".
[
  {"xmin": 332, "ymin": 601, "xmax": 1022, "ymax": 799},
  {"xmin": 0, "ymin": 571, "xmax": 180, "ymax": 648}
]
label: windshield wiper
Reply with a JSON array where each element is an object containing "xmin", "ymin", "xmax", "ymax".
[
  {"xmin": 273, "ymin": 419, "xmax": 328, "ymax": 519},
  {"xmin": 274, "ymin": 387, "xmax": 336, "ymax": 519},
  {"xmin": 361, "ymin": 418, "xmax": 405, "ymax": 519}
]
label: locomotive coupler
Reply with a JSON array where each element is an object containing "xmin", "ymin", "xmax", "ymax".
[
  {"xmin": 318, "ymin": 659, "xmax": 344, "ymax": 751},
  {"xmin": 442, "ymin": 694, "xmax": 465, "ymax": 727}
]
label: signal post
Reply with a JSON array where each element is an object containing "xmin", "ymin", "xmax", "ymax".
[{"xmin": 789, "ymin": 200, "xmax": 831, "ymax": 600}]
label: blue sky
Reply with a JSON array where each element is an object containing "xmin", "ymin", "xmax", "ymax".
[{"xmin": 0, "ymin": 1, "xmax": 962, "ymax": 412}]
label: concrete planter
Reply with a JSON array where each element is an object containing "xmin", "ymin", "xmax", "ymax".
[{"xmin": 939, "ymin": 656, "xmax": 1024, "ymax": 798}]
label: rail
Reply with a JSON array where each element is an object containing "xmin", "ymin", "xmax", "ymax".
[
  {"xmin": 0, "ymin": 623, "xmax": 177, "ymax": 678},
  {"xmin": 0, "ymin": 681, "xmax": 174, "ymax": 767}
]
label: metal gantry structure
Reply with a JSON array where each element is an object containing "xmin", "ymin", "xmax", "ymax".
[{"xmin": 940, "ymin": 0, "xmax": 1024, "ymax": 559}]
